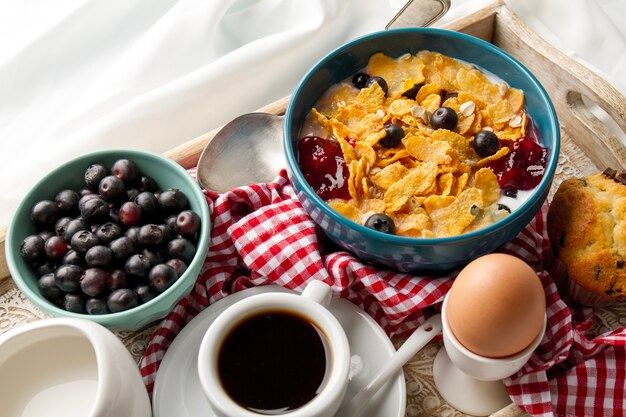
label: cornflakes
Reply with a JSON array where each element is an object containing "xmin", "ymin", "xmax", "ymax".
[
  {"xmin": 297, "ymin": 50, "xmax": 545, "ymax": 238},
  {"xmin": 384, "ymin": 161, "xmax": 438, "ymax": 212}
]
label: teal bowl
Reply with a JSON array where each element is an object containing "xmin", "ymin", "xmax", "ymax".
[
  {"xmin": 5, "ymin": 149, "xmax": 211, "ymax": 330},
  {"xmin": 284, "ymin": 28, "xmax": 560, "ymax": 273}
]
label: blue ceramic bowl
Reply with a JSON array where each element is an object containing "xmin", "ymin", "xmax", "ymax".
[
  {"xmin": 284, "ymin": 28, "xmax": 559, "ymax": 273},
  {"xmin": 5, "ymin": 149, "xmax": 211, "ymax": 330}
]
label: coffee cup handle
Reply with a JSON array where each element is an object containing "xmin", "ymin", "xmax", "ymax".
[{"xmin": 301, "ymin": 280, "xmax": 333, "ymax": 308}]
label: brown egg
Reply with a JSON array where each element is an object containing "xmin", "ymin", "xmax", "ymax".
[{"xmin": 446, "ymin": 253, "xmax": 546, "ymax": 358}]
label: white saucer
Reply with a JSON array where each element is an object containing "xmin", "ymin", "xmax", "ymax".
[{"xmin": 153, "ymin": 285, "xmax": 406, "ymax": 417}]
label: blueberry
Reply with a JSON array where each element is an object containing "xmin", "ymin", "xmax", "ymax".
[
  {"xmin": 148, "ymin": 263, "xmax": 178, "ymax": 293},
  {"xmin": 55, "ymin": 189, "xmax": 80, "ymax": 214},
  {"xmin": 63, "ymin": 250, "xmax": 83, "ymax": 267},
  {"xmin": 118, "ymin": 201, "xmax": 142, "ymax": 226},
  {"xmin": 135, "ymin": 191, "xmax": 160, "ymax": 220},
  {"xmin": 126, "ymin": 188, "xmax": 140, "ymax": 202},
  {"xmin": 44, "ymin": 236, "xmax": 69, "ymax": 260},
  {"xmin": 125, "ymin": 254, "xmax": 152, "ymax": 278},
  {"xmin": 63, "ymin": 293, "xmax": 86, "ymax": 313},
  {"xmin": 109, "ymin": 236, "xmax": 137, "ymax": 261},
  {"xmin": 365, "ymin": 76, "xmax": 388, "ymax": 96},
  {"xmin": 159, "ymin": 223, "xmax": 176, "ymax": 243},
  {"xmin": 364, "ymin": 213, "xmax": 395, "ymax": 234},
  {"xmin": 110, "ymin": 269, "xmax": 129, "ymax": 290},
  {"xmin": 352, "ymin": 72, "xmax": 370, "ymax": 89},
  {"xmin": 472, "ymin": 130, "xmax": 500, "ymax": 158},
  {"xmin": 111, "ymin": 159, "xmax": 139, "ymax": 184},
  {"xmin": 137, "ymin": 224, "xmax": 164, "ymax": 247},
  {"xmin": 158, "ymin": 189, "xmax": 188, "ymax": 214},
  {"xmin": 175, "ymin": 210, "xmax": 201, "ymax": 238},
  {"xmin": 85, "ymin": 245, "xmax": 113, "ymax": 269},
  {"xmin": 95, "ymin": 222, "xmax": 123, "ymax": 245},
  {"xmin": 54, "ymin": 216, "xmax": 72, "ymax": 238},
  {"xmin": 164, "ymin": 214, "xmax": 177, "ymax": 231},
  {"xmin": 38, "ymin": 273, "xmax": 64, "ymax": 300},
  {"xmin": 98, "ymin": 175, "xmax": 126, "ymax": 202},
  {"xmin": 135, "ymin": 284, "xmax": 157, "ymax": 304},
  {"xmin": 379, "ymin": 124, "xmax": 405, "ymax": 148},
  {"xmin": 31, "ymin": 200, "xmax": 59, "ymax": 229},
  {"xmin": 80, "ymin": 197, "xmax": 110, "ymax": 223},
  {"xmin": 63, "ymin": 217, "xmax": 89, "ymax": 241},
  {"xmin": 430, "ymin": 107, "xmax": 458, "ymax": 130},
  {"xmin": 166, "ymin": 259, "xmax": 187, "ymax": 277},
  {"xmin": 71, "ymin": 230, "xmax": 100, "ymax": 254},
  {"xmin": 80, "ymin": 268, "xmax": 111, "ymax": 297},
  {"xmin": 86, "ymin": 298, "xmax": 109, "ymax": 315},
  {"xmin": 20, "ymin": 235, "xmax": 46, "ymax": 263},
  {"xmin": 55, "ymin": 264, "xmax": 83, "ymax": 292},
  {"xmin": 167, "ymin": 238, "xmax": 196, "ymax": 264},
  {"xmin": 107, "ymin": 289, "xmax": 138, "ymax": 313},
  {"xmin": 109, "ymin": 208, "xmax": 120, "ymax": 224},
  {"xmin": 79, "ymin": 188, "xmax": 96, "ymax": 197},
  {"xmin": 504, "ymin": 188, "xmax": 518, "ymax": 198},
  {"xmin": 84, "ymin": 164, "xmax": 109, "ymax": 191},
  {"xmin": 78, "ymin": 193, "xmax": 100, "ymax": 211},
  {"xmin": 139, "ymin": 175, "xmax": 159, "ymax": 192},
  {"xmin": 38, "ymin": 230, "xmax": 55, "ymax": 242},
  {"xmin": 141, "ymin": 248, "xmax": 164, "ymax": 268},
  {"xmin": 402, "ymin": 83, "xmax": 424, "ymax": 100},
  {"xmin": 36, "ymin": 261, "xmax": 58, "ymax": 277}
]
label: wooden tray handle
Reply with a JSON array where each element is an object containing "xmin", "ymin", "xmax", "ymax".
[{"xmin": 491, "ymin": 6, "xmax": 626, "ymax": 169}]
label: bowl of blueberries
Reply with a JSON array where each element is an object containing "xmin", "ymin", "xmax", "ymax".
[{"xmin": 5, "ymin": 149, "xmax": 211, "ymax": 330}]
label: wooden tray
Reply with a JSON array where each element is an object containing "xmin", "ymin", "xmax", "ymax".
[{"xmin": 1, "ymin": 2, "xmax": 625, "ymax": 416}]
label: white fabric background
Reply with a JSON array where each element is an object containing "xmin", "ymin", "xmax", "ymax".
[{"xmin": 1, "ymin": 0, "xmax": 625, "ymax": 226}]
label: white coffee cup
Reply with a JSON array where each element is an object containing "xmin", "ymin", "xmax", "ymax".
[{"xmin": 197, "ymin": 280, "xmax": 350, "ymax": 417}]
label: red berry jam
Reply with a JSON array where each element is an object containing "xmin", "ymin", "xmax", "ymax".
[
  {"xmin": 487, "ymin": 133, "xmax": 548, "ymax": 191},
  {"xmin": 297, "ymin": 136, "xmax": 350, "ymax": 200}
]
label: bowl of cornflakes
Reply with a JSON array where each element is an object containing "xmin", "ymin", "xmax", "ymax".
[{"xmin": 283, "ymin": 28, "xmax": 559, "ymax": 272}]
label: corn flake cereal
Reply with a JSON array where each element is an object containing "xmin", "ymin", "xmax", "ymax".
[
  {"xmin": 298, "ymin": 50, "xmax": 544, "ymax": 238},
  {"xmin": 474, "ymin": 168, "xmax": 501, "ymax": 205},
  {"xmin": 405, "ymin": 134, "xmax": 454, "ymax": 165},
  {"xmin": 430, "ymin": 188, "xmax": 483, "ymax": 237},
  {"xmin": 384, "ymin": 161, "xmax": 438, "ymax": 212}
]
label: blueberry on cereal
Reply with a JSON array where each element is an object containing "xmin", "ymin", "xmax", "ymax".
[
  {"xmin": 352, "ymin": 72, "xmax": 370, "ymax": 89},
  {"xmin": 473, "ymin": 130, "xmax": 500, "ymax": 157},
  {"xmin": 430, "ymin": 107, "xmax": 458, "ymax": 130},
  {"xmin": 364, "ymin": 213, "xmax": 395, "ymax": 234},
  {"xmin": 365, "ymin": 76, "xmax": 388, "ymax": 96},
  {"xmin": 379, "ymin": 124, "xmax": 405, "ymax": 148},
  {"xmin": 402, "ymin": 83, "xmax": 424, "ymax": 100}
]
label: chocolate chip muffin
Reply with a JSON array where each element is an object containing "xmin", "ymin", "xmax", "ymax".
[{"xmin": 547, "ymin": 168, "xmax": 626, "ymax": 305}]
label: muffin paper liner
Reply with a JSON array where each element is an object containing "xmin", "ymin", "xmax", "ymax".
[{"xmin": 140, "ymin": 169, "xmax": 626, "ymax": 417}]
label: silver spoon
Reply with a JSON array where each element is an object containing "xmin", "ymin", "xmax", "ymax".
[
  {"xmin": 195, "ymin": 0, "xmax": 450, "ymax": 193},
  {"xmin": 196, "ymin": 112, "xmax": 285, "ymax": 193}
]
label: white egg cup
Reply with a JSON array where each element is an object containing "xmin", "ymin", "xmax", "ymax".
[
  {"xmin": 433, "ymin": 294, "xmax": 547, "ymax": 416},
  {"xmin": 0, "ymin": 318, "xmax": 151, "ymax": 417}
]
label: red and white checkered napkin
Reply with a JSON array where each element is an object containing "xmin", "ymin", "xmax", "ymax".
[{"xmin": 140, "ymin": 170, "xmax": 626, "ymax": 417}]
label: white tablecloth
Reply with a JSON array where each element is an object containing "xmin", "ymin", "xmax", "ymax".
[{"xmin": 1, "ymin": 0, "xmax": 624, "ymax": 226}]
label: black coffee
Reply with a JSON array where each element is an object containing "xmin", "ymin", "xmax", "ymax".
[{"xmin": 217, "ymin": 310, "xmax": 330, "ymax": 414}]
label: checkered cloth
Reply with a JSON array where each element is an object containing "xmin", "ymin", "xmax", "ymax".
[{"xmin": 140, "ymin": 170, "xmax": 626, "ymax": 417}]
